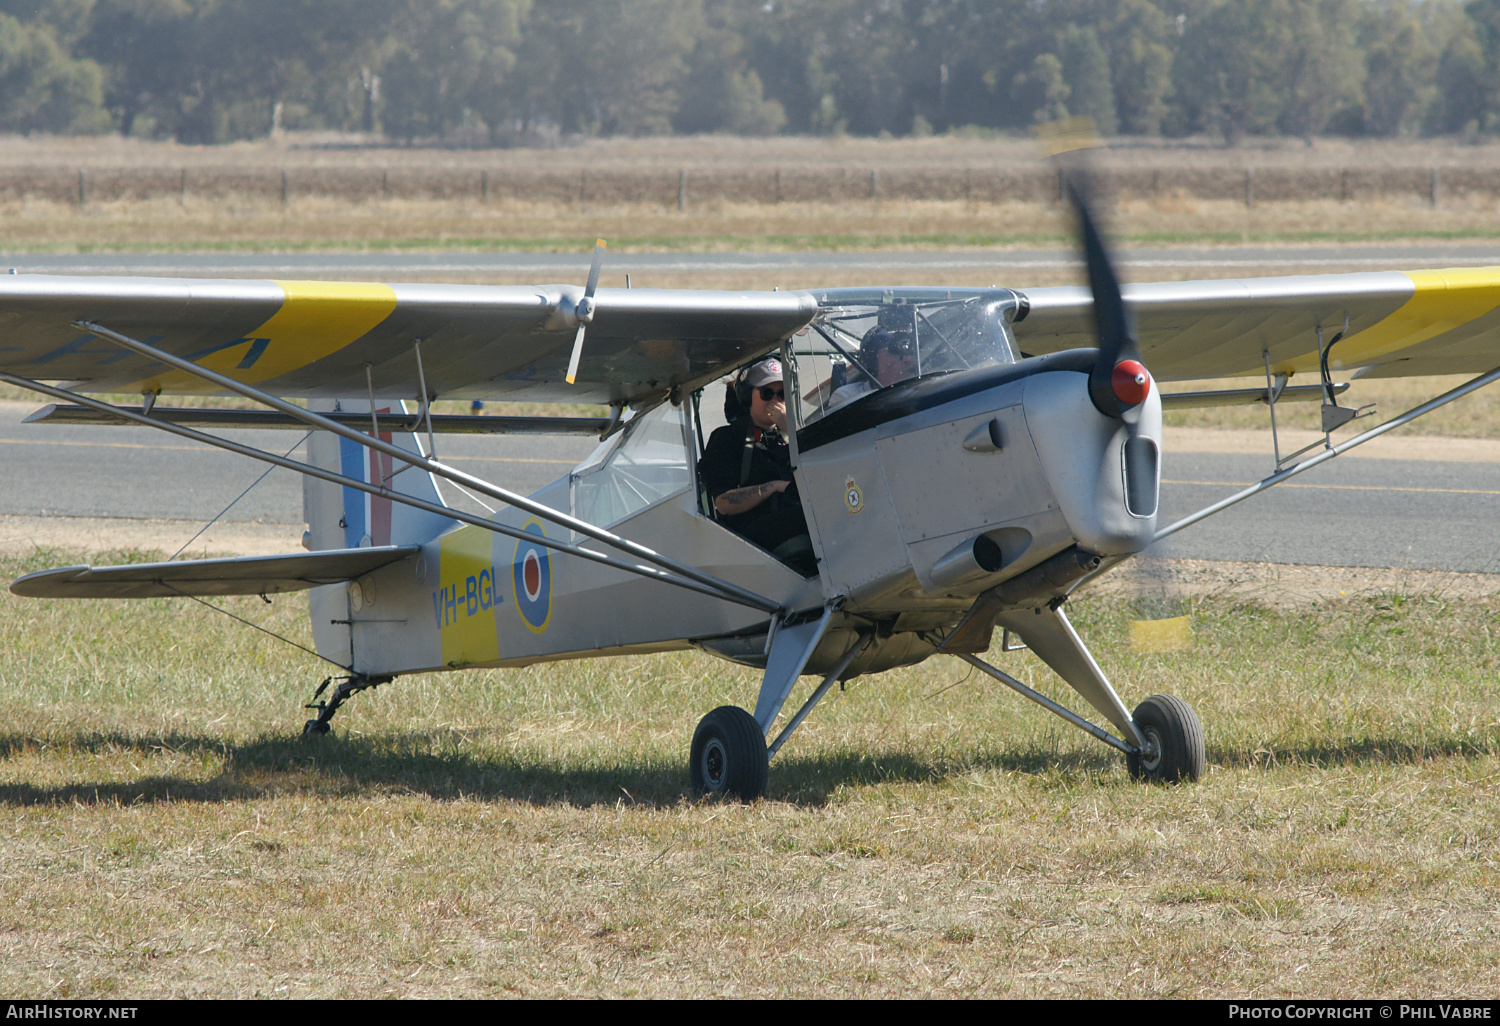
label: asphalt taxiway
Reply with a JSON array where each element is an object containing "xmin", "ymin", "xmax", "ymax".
[{"xmin": 1, "ymin": 399, "xmax": 1495, "ymax": 574}]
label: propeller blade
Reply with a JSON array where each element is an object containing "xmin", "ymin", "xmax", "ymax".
[
  {"xmin": 565, "ymin": 238, "xmax": 606, "ymax": 385},
  {"xmin": 1066, "ymin": 178, "xmax": 1148, "ymax": 420},
  {"xmin": 565, "ymin": 321, "xmax": 588, "ymax": 386}
]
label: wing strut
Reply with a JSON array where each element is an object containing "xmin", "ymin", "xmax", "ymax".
[
  {"xmin": 1154, "ymin": 360, "xmax": 1500, "ymax": 543},
  {"xmin": 69, "ymin": 320, "xmax": 779, "ymax": 616},
  {"xmin": 0, "ymin": 371, "xmax": 781, "ymax": 615}
]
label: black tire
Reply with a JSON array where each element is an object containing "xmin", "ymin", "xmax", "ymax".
[
  {"xmin": 303, "ymin": 719, "xmax": 331, "ymax": 738},
  {"xmin": 690, "ymin": 706, "xmax": 768, "ymax": 801},
  {"xmin": 1126, "ymin": 694, "xmax": 1204, "ymax": 783}
]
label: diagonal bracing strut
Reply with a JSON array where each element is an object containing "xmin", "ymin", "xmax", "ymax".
[
  {"xmin": 1154, "ymin": 361, "xmax": 1500, "ymax": 543},
  {"xmin": 0, "ymin": 372, "xmax": 777, "ymax": 613},
  {"xmin": 71, "ymin": 319, "xmax": 779, "ymax": 615}
]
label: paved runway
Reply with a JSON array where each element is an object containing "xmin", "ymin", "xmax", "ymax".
[
  {"xmin": 0, "ymin": 400, "xmax": 592, "ymax": 529},
  {"xmin": 2, "ymin": 399, "xmax": 1495, "ymax": 574},
  {"xmin": 1154, "ymin": 451, "xmax": 1500, "ymax": 574},
  {"xmin": 5, "ymin": 243, "xmax": 1500, "ymax": 278}
]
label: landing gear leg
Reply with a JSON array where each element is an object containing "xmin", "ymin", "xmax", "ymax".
[
  {"xmin": 983, "ymin": 604, "xmax": 1205, "ymax": 784},
  {"xmin": 302, "ymin": 674, "xmax": 390, "ymax": 737}
]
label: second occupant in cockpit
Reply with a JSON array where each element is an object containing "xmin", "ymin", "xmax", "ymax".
[
  {"xmin": 698, "ymin": 357, "xmax": 813, "ymax": 571},
  {"xmin": 826, "ymin": 324, "xmax": 918, "ymax": 410}
]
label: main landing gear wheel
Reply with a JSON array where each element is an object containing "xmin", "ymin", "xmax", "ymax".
[
  {"xmin": 690, "ymin": 706, "xmax": 768, "ymax": 801},
  {"xmin": 1127, "ymin": 694, "xmax": 1205, "ymax": 783}
]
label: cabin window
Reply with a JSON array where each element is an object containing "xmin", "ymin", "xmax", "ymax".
[
  {"xmin": 569, "ymin": 402, "xmax": 692, "ymax": 527},
  {"xmin": 790, "ymin": 290, "xmax": 1021, "ymax": 428}
]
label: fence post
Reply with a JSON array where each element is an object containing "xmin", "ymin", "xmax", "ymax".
[
  {"xmin": 774, "ymin": 168, "xmax": 782, "ymax": 204},
  {"xmin": 78, "ymin": 169, "xmax": 86, "ymax": 208},
  {"xmin": 870, "ymin": 169, "xmax": 878, "ymax": 200},
  {"xmin": 1244, "ymin": 169, "xmax": 1253, "ymax": 208},
  {"xmin": 179, "ymin": 168, "xmax": 187, "ymax": 205},
  {"xmin": 579, "ymin": 170, "xmax": 587, "ymax": 209},
  {"xmin": 1430, "ymin": 167, "xmax": 1439, "ymax": 209},
  {"xmin": 481, "ymin": 170, "xmax": 489, "ymax": 201},
  {"xmin": 678, "ymin": 169, "xmax": 686, "ymax": 211},
  {"xmin": 1340, "ymin": 170, "xmax": 1348, "ymax": 203},
  {"xmin": 281, "ymin": 169, "xmax": 289, "ymax": 206}
]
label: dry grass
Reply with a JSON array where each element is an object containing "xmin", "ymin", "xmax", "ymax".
[
  {"xmin": 0, "ymin": 547, "xmax": 1496, "ymax": 997},
  {"xmin": 7, "ymin": 192, "xmax": 1500, "ymax": 256}
]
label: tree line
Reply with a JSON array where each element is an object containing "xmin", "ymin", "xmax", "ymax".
[{"xmin": 3, "ymin": 0, "xmax": 1499, "ymax": 144}]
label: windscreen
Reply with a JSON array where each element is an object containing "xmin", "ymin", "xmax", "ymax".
[{"xmin": 788, "ymin": 289, "xmax": 1021, "ymax": 427}]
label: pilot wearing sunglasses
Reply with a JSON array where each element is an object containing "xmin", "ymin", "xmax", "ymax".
[
  {"xmin": 827, "ymin": 324, "xmax": 918, "ymax": 411},
  {"xmin": 698, "ymin": 356, "xmax": 811, "ymax": 568}
]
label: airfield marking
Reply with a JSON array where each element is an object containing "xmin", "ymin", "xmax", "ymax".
[{"xmin": 1165, "ymin": 478, "xmax": 1500, "ymax": 496}]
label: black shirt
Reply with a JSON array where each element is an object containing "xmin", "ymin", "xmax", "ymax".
[{"xmin": 698, "ymin": 419, "xmax": 807, "ymax": 552}]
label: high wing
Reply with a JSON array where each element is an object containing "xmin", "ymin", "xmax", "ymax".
[
  {"xmin": 9, "ymin": 546, "xmax": 419, "ymax": 599},
  {"xmin": 0, "ymin": 275, "xmax": 819, "ymax": 406},
  {"xmin": 1013, "ymin": 267, "xmax": 1500, "ymax": 380}
]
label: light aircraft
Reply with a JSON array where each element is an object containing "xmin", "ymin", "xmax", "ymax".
[{"xmin": 4, "ymin": 180, "xmax": 1500, "ymax": 800}]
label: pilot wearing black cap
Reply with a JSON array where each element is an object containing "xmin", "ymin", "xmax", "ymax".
[
  {"xmin": 698, "ymin": 356, "xmax": 812, "ymax": 569},
  {"xmin": 827, "ymin": 324, "xmax": 918, "ymax": 410}
]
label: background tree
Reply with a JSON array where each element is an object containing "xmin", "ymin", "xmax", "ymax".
[
  {"xmin": 0, "ymin": 12, "xmax": 109, "ymax": 134},
  {"xmin": 3, "ymin": 0, "xmax": 1500, "ymax": 143},
  {"xmin": 1276, "ymin": 0, "xmax": 1365, "ymax": 142},
  {"xmin": 1101, "ymin": 0, "xmax": 1174, "ymax": 135},
  {"xmin": 1056, "ymin": 23, "xmax": 1117, "ymax": 134},
  {"xmin": 1358, "ymin": 4, "xmax": 1437, "ymax": 136},
  {"xmin": 512, "ymin": 0, "xmax": 701, "ymax": 136},
  {"xmin": 380, "ymin": 0, "xmax": 527, "ymax": 143},
  {"xmin": 1173, "ymin": 0, "xmax": 1286, "ymax": 142},
  {"xmin": 78, "ymin": 0, "xmax": 200, "ymax": 137},
  {"xmin": 673, "ymin": 0, "xmax": 786, "ymax": 135}
]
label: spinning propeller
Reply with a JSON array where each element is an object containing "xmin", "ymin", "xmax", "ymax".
[
  {"xmin": 564, "ymin": 238, "xmax": 607, "ymax": 385},
  {"xmin": 1063, "ymin": 164, "xmax": 1161, "ymax": 524},
  {"xmin": 1068, "ymin": 177, "xmax": 1152, "ymax": 425}
]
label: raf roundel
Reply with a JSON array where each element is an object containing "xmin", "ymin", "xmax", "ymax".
[{"xmin": 512, "ymin": 520, "xmax": 552, "ymax": 633}]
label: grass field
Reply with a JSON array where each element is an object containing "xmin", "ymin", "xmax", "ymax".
[
  {"xmin": 0, "ymin": 549, "xmax": 1495, "ymax": 997},
  {"xmin": 6, "ymin": 135, "xmax": 1500, "ymax": 252}
]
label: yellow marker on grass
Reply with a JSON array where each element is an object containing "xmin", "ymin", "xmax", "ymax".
[{"xmin": 1129, "ymin": 615, "xmax": 1192, "ymax": 653}]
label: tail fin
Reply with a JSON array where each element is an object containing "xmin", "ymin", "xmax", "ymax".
[{"xmin": 302, "ymin": 399, "xmax": 454, "ymax": 552}]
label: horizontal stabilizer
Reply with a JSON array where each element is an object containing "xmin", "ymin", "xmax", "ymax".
[
  {"xmin": 10, "ymin": 546, "xmax": 419, "ymax": 599},
  {"xmin": 24, "ymin": 404, "xmax": 611, "ymax": 436}
]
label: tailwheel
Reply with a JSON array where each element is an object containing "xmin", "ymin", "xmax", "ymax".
[
  {"xmin": 1127, "ymin": 694, "xmax": 1205, "ymax": 783},
  {"xmin": 690, "ymin": 705, "xmax": 768, "ymax": 801}
]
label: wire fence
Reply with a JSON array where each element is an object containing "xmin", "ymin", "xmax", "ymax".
[{"xmin": 2, "ymin": 165, "xmax": 1483, "ymax": 208}]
